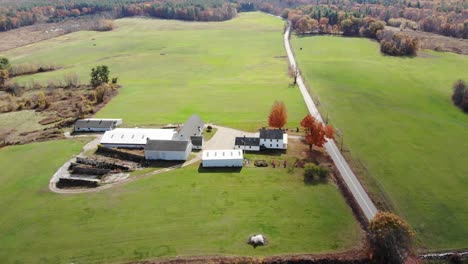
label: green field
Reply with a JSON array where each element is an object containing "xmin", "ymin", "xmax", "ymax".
[
  {"xmin": 2, "ymin": 13, "xmax": 306, "ymax": 131},
  {"xmin": 0, "ymin": 140, "xmax": 362, "ymax": 263},
  {"xmin": 293, "ymin": 36, "xmax": 468, "ymax": 250}
]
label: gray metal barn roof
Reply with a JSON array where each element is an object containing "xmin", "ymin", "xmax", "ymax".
[
  {"xmin": 145, "ymin": 140, "xmax": 190, "ymax": 152},
  {"xmin": 259, "ymin": 128, "xmax": 284, "ymax": 140},
  {"xmin": 75, "ymin": 119, "xmax": 117, "ymax": 130},
  {"xmin": 235, "ymin": 137, "xmax": 260, "ymax": 146},
  {"xmin": 174, "ymin": 114, "xmax": 204, "ymax": 141}
]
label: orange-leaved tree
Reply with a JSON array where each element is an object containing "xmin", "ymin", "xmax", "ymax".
[
  {"xmin": 268, "ymin": 101, "xmax": 288, "ymax": 128},
  {"xmin": 300, "ymin": 114, "xmax": 334, "ymax": 150},
  {"xmin": 369, "ymin": 211, "xmax": 414, "ymax": 264}
]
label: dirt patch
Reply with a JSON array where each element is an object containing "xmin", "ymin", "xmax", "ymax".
[
  {"xmin": 0, "ymin": 17, "xmax": 108, "ymax": 52},
  {"xmin": 39, "ymin": 116, "xmax": 62, "ymax": 125},
  {"xmin": 0, "ymin": 84, "xmax": 120, "ymax": 146},
  {"xmin": 385, "ymin": 26, "xmax": 468, "ymax": 55}
]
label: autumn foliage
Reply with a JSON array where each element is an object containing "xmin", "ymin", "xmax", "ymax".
[
  {"xmin": 268, "ymin": 101, "xmax": 287, "ymax": 128},
  {"xmin": 369, "ymin": 211, "xmax": 414, "ymax": 264},
  {"xmin": 300, "ymin": 114, "xmax": 334, "ymax": 149}
]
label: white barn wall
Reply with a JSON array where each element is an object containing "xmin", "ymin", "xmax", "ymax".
[
  {"xmin": 145, "ymin": 144, "xmax": 192, "ymax": 161},
  {"xmin": 260, "ymin": 138, "xmax": 285, "ymax": 149},
  {"xmin": 202, "ymin": 158, "xmax": 243, "ymax": 167},
  {"xmin": 202, "ymin": 150, "xmax": 243, "ymax": 167},
  {"xmin": 234, "ymin": 145, "xmax": 260, "ymax": 151}
]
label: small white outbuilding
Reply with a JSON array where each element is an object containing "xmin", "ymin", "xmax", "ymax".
[{"xmin": 202, "ymin": 149, "xmax": 243, "ymax": 168}]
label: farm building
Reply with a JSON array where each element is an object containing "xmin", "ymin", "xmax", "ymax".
[
  {"xmin": 202, "ymin": 150, "xmax": 243, "ymax": 168},
  {"xmin": 190, "ymin": 136, "xmax": 203, "ymax": 150},
  {"xmin": 74, "ymin": 118, "xmax": 122, "ymax": 132},
  {"xmin": 145, "ymin": 140, "xmax": 192, "ymax": 161},
  {"xmin": 175, "ymin": 114, "xmax": 204, "ymax": 148},
  {"xmin": 234, "ymin": 136, "xmax": 260, "ymax": 151},
  {"xmin": 100, "ymin": 128, "xmax": 176, "ymax": 149},
  {"xmin": 259, "ymin": 128, "xmax": 288, "ymax": 150}
]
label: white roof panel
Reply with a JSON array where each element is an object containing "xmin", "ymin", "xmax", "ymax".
[
  {"xmin": 100, "ymin": 128, "xmax": 176, "ymax": 145},
  {"xmin": 202, "ymin": 149, "xmax": 243, "ymax": 161}
]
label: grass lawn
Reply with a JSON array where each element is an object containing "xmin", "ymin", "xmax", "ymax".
[
  {"xmin": 0, "ymin": 110, "xmax": 55, "ymax": 141},
  {"xmin": 1, "ymin": 12, "xmax": 307, "ymax": 131},
  {"xmin": 292, "ymin": 36, "xmax": 468, "ymax": 250},
  {"xmin": 0, "ymin": 140, "xmax": 362, "ymax": 263}
]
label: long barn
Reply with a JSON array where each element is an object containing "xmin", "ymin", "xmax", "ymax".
[
  {"xmin": 100, "ymin": 128, "xmax": 176, "ymax": 149},
  {"xmin": 202, "ymin": 150, "xmax": 243, "ymax": 168}
]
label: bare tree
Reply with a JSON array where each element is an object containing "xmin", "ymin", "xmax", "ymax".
[{"xmin": 288, "ymin": 64, "xmax": 298, "ymax": 85}]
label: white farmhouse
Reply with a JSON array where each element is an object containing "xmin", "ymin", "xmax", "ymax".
[
  {"xmin": 202, "ymin": 150, "xmax": 243, "ymax": 168},
  {"xmin": 259, "ymin": 128, "xmax": 288, "ymax": 150}
]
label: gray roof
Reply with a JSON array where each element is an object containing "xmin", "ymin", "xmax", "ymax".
[
  {"xmin": 235, "ymin": 137, "xmax": 260, "ymax": 146},
  {"xmin": 174, "ymin": 114, "xmax": 204, "ymax": 141},
  {"xmin": 75, "ymin": 119, "xmax": 116, "ymax": 130},
  {"xmin": 259, "ymin": 128, "xmax": 283, "ymax": 140},
  {"xmin": 145, "ymin": 140, "xmax": 190, "ymax": 152},
  {"xmin": 190, "ymin": 136, "xmax": 203, "ymax": 146}
]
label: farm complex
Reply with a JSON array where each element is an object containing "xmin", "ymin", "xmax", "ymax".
[
  {"xmin": 0, "ymin": 13, "xmax": 364, "ymax": 263},
  {"xmin": 0, "ymin": 1, "xmax": 467, "ymax": 263}
]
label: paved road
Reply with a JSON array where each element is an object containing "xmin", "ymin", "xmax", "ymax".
[{"xmin": 283, "ymin": 22, "xmax": 378, "ymax": 220}]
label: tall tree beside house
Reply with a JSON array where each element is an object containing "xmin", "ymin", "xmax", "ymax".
[
  {"xmin": 300, "ymin": 114, "xmax": 334, "ymax": 150},
  {"xmin": 369, "ymin": 211, "xmax": 414, "ymax": 264},
  {"xmin": 268, "ymin": 101, "xmax": 288, "ymax": 128},
  {"xmin": 90, "ymin": 65, "xmax": 110, "ymax": 88}
]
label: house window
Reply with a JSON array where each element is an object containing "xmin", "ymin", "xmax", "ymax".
[
  {"xmin": 270, "ymin": 144, "xmax": 272, "ymax": 147},
  {"xmin": 276, "ymin": 144, "xmax": 278, "ymax": 147}
]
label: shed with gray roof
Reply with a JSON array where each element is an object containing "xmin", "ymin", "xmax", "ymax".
[
  {"xmin": 174, "ymin": 115, "xmax": 204, "ymax": 148},
  {"xmin": 144, "ymin": 139, "xmax": 192, "ymax": 161},
  {"xmin": 74, "ymin": 118, "xmax": 122, "ymax": 132}
]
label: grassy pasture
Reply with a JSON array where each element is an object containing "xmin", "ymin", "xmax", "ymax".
[
  {"xmin": 2, "ymin": 13, "xmax": 306, "ymax": 131},
  {"xmin": 292, "ymin": 36, "xmax": 468, "ymax": 250},
  {"xmin": 0, "ymin": 140, "xmax": 362, "ymax": 263}
]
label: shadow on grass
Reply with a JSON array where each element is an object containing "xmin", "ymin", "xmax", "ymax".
[
  {"xmin": 71, "ymin": 131, "xmax": 104, "ymax": 136},
  {"xmin": 197, "ymin": 164, "xmax": 242, "ymax": 173},
  {"xmin": 256, "ymin": 148, "xmax": 287, "ymax": 157},
  {"xmin": 303, "ymin": 177, "xmax": 329, "ymax": 186},
  {"xmin": 143, "ymin": 160, "xmax": 184, "ymax": 169}
]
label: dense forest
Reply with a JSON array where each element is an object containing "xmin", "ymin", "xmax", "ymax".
[
  {"xmin": 0, "ymin": 0, "xmax": 466, "ymax": 39},
  {"xmin": 239, "ymin": 0, "xmax": 467, "ymax": 38}
]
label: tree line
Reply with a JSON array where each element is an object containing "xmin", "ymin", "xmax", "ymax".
[
  {"xmin": 0, "ymin": 0, "xmax": 237, "ymax": 32},
  {"xmin": 285, "ymin": 7, "xmax": 419, "ymax": 56},
  {"xmin": 1, "ymin": 0, "xmax": 466, "ymax": 39},
  {"xmin": 236, "ymin": 0, "xmax": 467, "ymax": 39}
]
